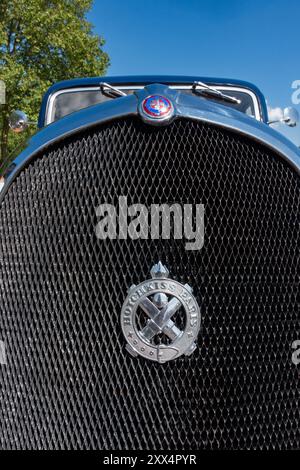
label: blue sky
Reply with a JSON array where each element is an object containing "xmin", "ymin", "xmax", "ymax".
[{"xmin": 89, "ymin": 0, "xmax": 300, "ymax": 145}]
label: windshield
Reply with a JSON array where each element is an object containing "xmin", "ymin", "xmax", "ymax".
[{"xmin": 46, "ymin": 86, "xmax": 260, "ymax": 124}]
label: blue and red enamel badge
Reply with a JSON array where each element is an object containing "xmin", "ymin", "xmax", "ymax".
[{"xmin": 141, "ymin": 95, "xmax": 174, "ymax": 121}]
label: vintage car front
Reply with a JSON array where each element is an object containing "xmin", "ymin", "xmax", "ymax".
[{"xmin": 0, "ymin": 76, "xmax": 299, "ymax": 450}]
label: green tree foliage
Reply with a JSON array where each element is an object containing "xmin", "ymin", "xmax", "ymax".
[{"xmin": 0, "ymin": 0, "xmax": 109, "ymax": 172}]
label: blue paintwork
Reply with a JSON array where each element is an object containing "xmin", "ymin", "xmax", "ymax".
[
  {"xmin": 1, "ymin": 83, "xmax": 299, "ymax": 202},
  {"xmin": 38, "ymin": 75, "xmax": 269, "ymax": 127}
]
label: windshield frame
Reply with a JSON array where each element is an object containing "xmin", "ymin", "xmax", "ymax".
[{"xmin": 45, "ymin": 84, "xmax": 262, "ymax": 126}]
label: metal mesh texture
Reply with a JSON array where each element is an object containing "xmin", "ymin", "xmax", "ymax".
[{"xmin": 0, "ymin": 117, "xmax": 299, "ymax": 450}]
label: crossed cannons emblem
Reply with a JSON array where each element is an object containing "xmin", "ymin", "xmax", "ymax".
[
  {"xmin": 121, "ymin": 262, "xmax": 201, "ymax": 363},
  {"xmin": 139, "ymin": 293, "xmax": 186, "ymax": 342}
]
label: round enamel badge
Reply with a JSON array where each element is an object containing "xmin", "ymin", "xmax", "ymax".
[{"xmin": 140, "ymin": 95, "xmax": 174, "ymax": 122}]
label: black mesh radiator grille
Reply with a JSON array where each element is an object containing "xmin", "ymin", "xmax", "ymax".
[{"xmin": 0, "ymin": 118, "xmax": 299, "ymax": 450}]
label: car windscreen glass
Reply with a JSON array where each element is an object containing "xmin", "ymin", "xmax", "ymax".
[{"xmin": 49, "ymin": 88, "xmax": 257, "ymax": 123}]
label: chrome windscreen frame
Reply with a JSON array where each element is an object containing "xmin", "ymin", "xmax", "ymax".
[
  {"xmin": 1, "ymin": 83, "xmax": 299, "ymax": 202},
  {"xmin": 45, "ymin": 84, "xmax": 262, "ymax": 125}
]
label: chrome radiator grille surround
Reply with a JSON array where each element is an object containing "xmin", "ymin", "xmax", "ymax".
[{"xmin": 0, "ymin": 118, "xmax": 299, "ymax": 450}]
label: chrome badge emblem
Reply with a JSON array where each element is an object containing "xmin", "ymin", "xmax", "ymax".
[
  {"xmin": 121, "ymin": 262, "xmax": 201, "ymax": 363},
  {"xmin": 140, "ymin": 95, "xmax": 174, "ymax": 121}
]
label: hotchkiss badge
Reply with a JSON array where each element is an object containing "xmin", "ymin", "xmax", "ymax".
[{"xmin": 121, "ymin": 262, "xmax": 201, "ymax": 363}]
